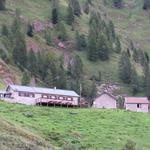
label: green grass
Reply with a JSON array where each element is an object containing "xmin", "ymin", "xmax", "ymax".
[{"xmin": 0, "ymin": 101, "xmax": 150, "ymax": 150}]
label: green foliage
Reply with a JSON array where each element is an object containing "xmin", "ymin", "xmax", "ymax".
[
  {"xmin": 22, "ymin": 71, "xmax": 31, "ymax": 85},
  {"xmin": 67, "ymin": 4, "xmax": 75, "ymax": 25},
  {"xmin": 69, "ymin": 0, "xmax": 81, "ymax": 17},
  {"xmin": 82, "ymin": 79, "xmax": 97, "ymax": 106},
  {"xmin": 131, "ymin": 67, "xmax": 140, "ymax": 94},
  {"xmin": 52, "ymin": 8, "xmax": 58, "ymax": 24},
  {"xmin": 58, "ymin": 21, "xmax": 68, "ymax": 41},
  {"xmin": 27, "ymin": 49, "xmax": 37, "ymax": 75},
  {"xmin": 143, "ymin": 63, "xmax": 150, "ymax": 99},
  {"xmin": 68, "ymin": 54, "xmax": 83, "ymax": 80},
  {"xmin": 83, "ymin": 1, "xmax": 90, "ymax": 14},
  {"xmin": 115, "ymin": 36, "xmax": 121, "ymax": 53},
  {"xmin": 123, "ymin": 140, "xmax": 136, "ymax": 150},
  {"xmin": 27, "ymin": 23, "xmax": 34, "ymax": 37},
  {"xmin": 1, "ymin": 24, "xmax": 9, "ymax": 36},
  {"xmin": 45, "ymin": 29, "xmax": 52, "ymax": 46},
  {"xmin": 0, "ymin": 0, "xmax": 6, "ymax": 10},
  {"xmin": 12, "ymin": 31, "xmax": 27, "ymax": 68},
  {"xmin": 88, "ymin": 11, "xmax": 115, "ymax": 61},
  {"xmin": 44, "ymin": 69, "xmax": 53, "ymax": 88},
  {"xmin": 75, "ymin": 31, "xmax": 87, "ymax": 51},
  {"xmin": 117, "ymin": 97, "xmax": 124, "ymax": 109},
  {"xmin": 119, "ymin": 52, "xmax": 132, "ymax": 84},
  {"xmin": 56, "ymin": 55, "xmax": 67, "ymax": 89},
  {"xmin": 113, "ymin": 0, "xmax": 123, "ymax": 8}
]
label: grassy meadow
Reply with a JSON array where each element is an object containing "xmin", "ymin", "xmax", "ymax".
[{"xmin": 0, "ymin": 101, "xmax": 150, "ymax": 149}]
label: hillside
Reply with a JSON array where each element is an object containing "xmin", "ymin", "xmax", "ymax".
[
  {"xmin": 0, "ymin": 101, "xmax": 150, "ymax": 149},
  {"xmin": 0, "ymin": 118, "xmax": 53, "ymax": 150},
  {"xmin": 0, "ymin": 0, "xmax": 150, "ymax": 94}
]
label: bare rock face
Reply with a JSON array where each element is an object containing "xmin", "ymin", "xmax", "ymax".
[{"xmin": 97, "ymin": 83, "xmax": 120, "ymax": 95}]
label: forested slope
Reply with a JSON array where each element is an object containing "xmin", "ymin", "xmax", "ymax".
[{"xmin": 0, "ymin": 0, "xmax": 150, "ymax": 101}]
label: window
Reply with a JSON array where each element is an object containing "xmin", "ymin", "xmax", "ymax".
[
  {"xmin": 137, "ymin": 104, "xmax": 142, "ymax": 108},
  {"xmin": 42, "ymin": 94, "xmax": 48, "ymax": 98},
  {"xmin": 50, "ymin": 95, "xmax": 57, "ymax": 99},
  {"xmin": 58, "ymin": 96, "xmax": 65, "ymax": 100},
  {"xmin": 18, "ymin": 92, "xmax": 35, "ymax": 98},
  {"xmin": 67, "ymin": 97, "xmax": 73, "ymax": 101}
]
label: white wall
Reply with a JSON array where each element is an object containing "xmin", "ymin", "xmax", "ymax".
[
  {"xmin": 5, "ymin": 87, "xmax": 79, "ymax": 106},
  {"xmin": 125, "ymin": 103, "xmax": 148, "ymax": 112}
]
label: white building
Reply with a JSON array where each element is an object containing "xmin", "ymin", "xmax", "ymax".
[
  {"xmin": 3, "ymin": 85, "xmax": 79, "ymax": 106},
  {"xmin": 124, "ymin": 97, "xmax": 149, "ymax": 112}
]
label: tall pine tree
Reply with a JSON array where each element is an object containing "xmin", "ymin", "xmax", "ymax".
[{"xmin": 119, "ymin": 52, "xmax": 132, "ymax": 84}]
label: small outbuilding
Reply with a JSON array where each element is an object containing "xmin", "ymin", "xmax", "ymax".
[
  {"xmin": 124, "ymin": 97, "xmax": 149, "ymax": 113},
  {"xmin": 93, "ymin": 92, "xmax": 117, "ymax": 109}
]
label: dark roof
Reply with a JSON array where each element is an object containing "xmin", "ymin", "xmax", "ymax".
[{"xmin": 7, "ymin": 85, "xmax": 79, "ymax": 97}]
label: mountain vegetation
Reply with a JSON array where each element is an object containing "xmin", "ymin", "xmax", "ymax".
[{"xmin": 0, "ymin": 0, "xmax": 150, "ymax": 99}]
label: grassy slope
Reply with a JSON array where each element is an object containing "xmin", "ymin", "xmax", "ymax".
[
  {"xmin": 0, "ymin": 101, "xmax": 150, "ymax": 150},
  {"xmin": 0, "ymin": 117, "xmax": 53, "ymax": 150}
]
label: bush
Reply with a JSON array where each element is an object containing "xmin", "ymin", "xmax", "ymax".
[{"xmin": 122, "ymin": 140, "xmax": 136, "ymax": 150}]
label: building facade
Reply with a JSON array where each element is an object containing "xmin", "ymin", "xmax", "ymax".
[
  {"xmin": 93, "ymin": 92, "xmax": 117, "ymax": 109},
  {"xmin": 124, "ymin": 97, "xmax": 149, "ymax": 112},
  {"xmin": 3, "ymin": 85, "xmax": 79, "ymax": 106}
]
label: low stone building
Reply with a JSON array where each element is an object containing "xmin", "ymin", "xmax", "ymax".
[
  {"xmin": 124, "ymin": 97, "xmax": 149, "ymax": 113},
  {"xmin": 93, "ymin": 92, "xmax": 117, "ymax": 109}
]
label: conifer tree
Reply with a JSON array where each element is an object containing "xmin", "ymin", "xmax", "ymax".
[
  {"xmin": 83, "ymin": 1, "xmax": 90, "ymax": 14},
  {"xmin": 68, "ymin": 54, "xmax": 83, "ymax": 80},
  {"xmin": 115, "ymin": 36, "xmax": 121, "ymax": 53},
  {"xmin": 13, "ymin": 30, "xmax": 27, "ymax": 68},
  {"xmin": 11, "ymin": 9, "xmax": 21, "ymax": 35},
  {"xmin": 52, "ymin": 8, "xmax": 58, "ymax": 24},
  {"xmin": 0, "ymin": 0, "xmax": 6, "ymax": 10},
  {"xmin": 97, "ymin": 33, "xmax": 110, "ymax": 60},
  {"xmin": 69, "ymin": 0, "xmax": 81, "ymax": 17},
  {"xmin": 58, "ymin": 21, "xmax": 68, "ymax": 41},
  {"xmin": 56, "ymin": 55, "xmax": 67, "ymax": 89},
  {"xmin": 131, "ymin": 67, "xmax": 140, "ymax": 94},
  {"xmin": 143, "ymin": 63, "xmax": 150, "ymax": 99},
  {"xmin": 45, "ymin": 30, "xmax": 52, "ymax": 46},
  {"xmin": 108, "ymin": 20, "xmax": 115, "ymax": 40},
  {"xmin": 1, "ymin": 24, "xmax": 9, "ymax": 36},
  {"xmin": 88, "ymin": 15, "xmax": 99, "ymax": 61},
  {"xmin": 67, "ymin": 4, "xmax": 74, "ymax": 25},
  {"xmin": 144, "ymin": 52, "xmax": 149, "ymax": 63},
  {"xmin": 45, "ymin": 69, "xmax": 53, "ymax": 88},
  {"xmin": 27, "ymin": 49, "xmax": 37, "ymax": 75},
  {"xmin": 76, "ymin": 31, "xmax": 87, "ymax": 51},
  {"xmin": 119, "ymin": 52, "xmax": 132, "ymax": 84},
  {"xmin": 113, "ymin": 0, "xmax": 123, "ymax": 8},
  {"xmin": 27, "ymin": 23, "xmax": 34, "ymax": 37},
  {"xmin": 22, "ymin": 71, "xmax": 31, "ymax": 85}
]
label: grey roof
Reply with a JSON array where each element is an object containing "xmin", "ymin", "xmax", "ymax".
[
  {"xmin": 0, "ymin": 90, "xmax": 6, "ymax": 94},
  {"xmin": 8, "ymin": 85, "xmax": 79, "ymax": 97}
]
